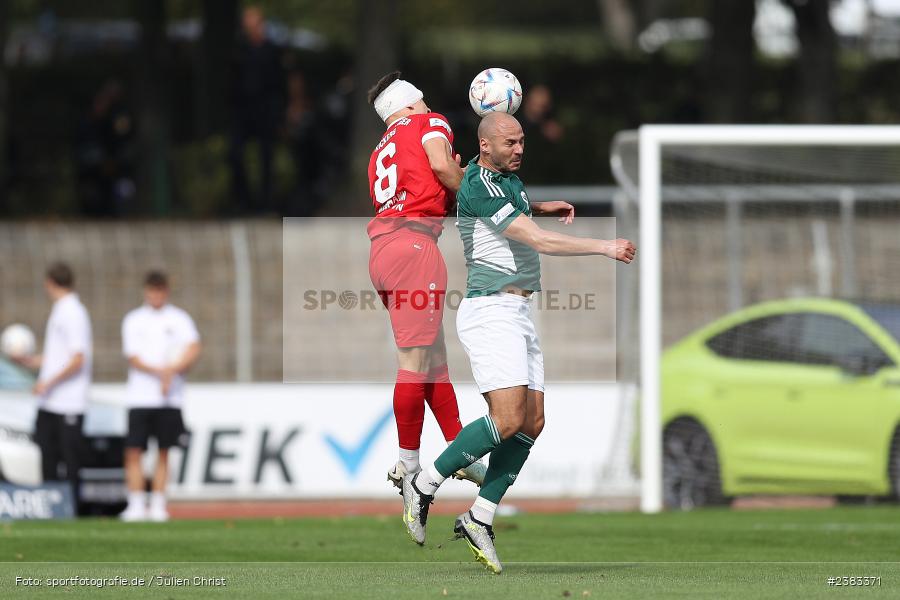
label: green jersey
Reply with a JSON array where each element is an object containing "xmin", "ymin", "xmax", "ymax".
[{"xmin": 456, "ymin": 156, "xmax": 541, "ymax": 298}]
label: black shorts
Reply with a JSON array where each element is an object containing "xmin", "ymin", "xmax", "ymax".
[
  {"xmin": 126, "ymin": 408, "xmax": 188, "ymax": 450},
  {"xmin": 33, "ymin": 409, "xmax": 86, "ymax": 482}
]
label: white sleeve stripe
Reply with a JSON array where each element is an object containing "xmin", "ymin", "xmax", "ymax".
[
  {"xmin": 477, "ymin": 168, "xmax": 489, "ymax": 195},
  {"xmin": 480, "ymin": 168, "xmax": 498, "ymax": 197},
  {"xmin": 483, "ymin": 168, "xmax": 503, "ymax": 197},
  {"xmin": 480, "ymin": 168, "xmax": 504, "ymax": 197},
  {"xmin": 421, "ymin": 131, "xmax": 450, "ymax": 146},
  {"xmin": 478, "ymin": 168, "xmax": 497, "ymax": 197}
]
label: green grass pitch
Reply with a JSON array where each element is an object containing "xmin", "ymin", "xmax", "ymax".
[{"xmin": 1, "ymin": 507, "xmax": 899, "ymax": 599}]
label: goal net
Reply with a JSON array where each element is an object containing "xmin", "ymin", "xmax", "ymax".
[{"xmin": 611, "ymin": 126, "xmax": 900, "ymax": 512}]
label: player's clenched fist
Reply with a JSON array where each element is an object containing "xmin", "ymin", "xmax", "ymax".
[{"xmin": 604, "ymin": 238, "xmax": 636, "ymax": 264}]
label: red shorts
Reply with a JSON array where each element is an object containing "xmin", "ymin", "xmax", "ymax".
[{"xmin": 369, "ymin": 228, "xmax": 447, "ymax": 348}]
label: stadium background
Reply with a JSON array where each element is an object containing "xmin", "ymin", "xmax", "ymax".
[{"xmin": 3, "ymin": 1, "xmax": 900, "ymax": 598}]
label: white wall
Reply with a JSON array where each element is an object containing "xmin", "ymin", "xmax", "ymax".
[{"xmin": 89, "ymin": 382, "xmax": 632, "ymax": 500}]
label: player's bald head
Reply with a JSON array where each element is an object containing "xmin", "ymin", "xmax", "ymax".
[
  {"xmin": 478, "ymin": 112, "xmax": 521, "ymax": 140},
  {"xmin": 477, "ymin": 112, "xmax": 524, "ymax": 172}
]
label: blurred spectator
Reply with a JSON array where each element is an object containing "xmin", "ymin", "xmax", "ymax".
[
  {"xmin": 229, "ymin": 5, "xmax": 284, "ymax": 215},
  {"xmin": 284, "ymin": 70, "xmax": 322, "ymax": 217},
  {"xmin": 74, "ymin": 80, "xmax": 136, "ymax": 216},
  {"xmin": 119, "ymin": 270, "xmax": 201, "ymax": 522},
  {"xmin": 4, "ymin": 136, "xmax": 19, "ymax": 200},
  {"xmin": 321, "ymin": 70, "xmax": 354, "ymax": 155},
  {"xmin": 519, "ymin": 84, "xmax": 565, "ymax": 181},
  {"xmin": 315, "ymin": 69, "xmax": 355, "ymax": 211},
  {"xmin": 521, "ymin": 84, "xmax": 564, "ymax": 144},
  {"xmin": 18, "ymin": 263, "xmax": 92, "ymax": 513}
]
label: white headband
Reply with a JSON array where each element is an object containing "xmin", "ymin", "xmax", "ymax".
[{"xmin": 374, "ymin": 79, "xmax": 423, "ymax": 121}]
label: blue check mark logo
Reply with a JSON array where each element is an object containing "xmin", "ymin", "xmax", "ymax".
[{"xmin": 323, "ymin": 407, "xmax": 394, "ymax": 478}]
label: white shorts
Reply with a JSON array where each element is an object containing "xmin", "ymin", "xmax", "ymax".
[{"xmin": 456, "ymin": 293, "xmax": 545, "ymax": 394}]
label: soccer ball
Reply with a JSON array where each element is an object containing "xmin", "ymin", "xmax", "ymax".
[
  {"xmin": 1, "ymin": 324, "xmax": 36, "ymax": 358},
  {"xmin": 468, "ymin": 68, "xmax": 523, "ymax": 117}
]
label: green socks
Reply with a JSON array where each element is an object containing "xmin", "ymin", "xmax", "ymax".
[
  {"xmin": 434, "ymin": 415, "xmax": 501, "ymax": 478},
  {"xmin": 478, "ymin": 432, "xmax": 534, "ymax": 504},
  {"xmin": 416, "ymin": 417, "xmax": 535, "ymax": 503},
  {"xmin": 416, "ymin": 416, "xmax": 502, "ymax": 493}
]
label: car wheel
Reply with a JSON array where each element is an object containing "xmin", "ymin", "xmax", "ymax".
[
  {"xmin": 836, "ymin": 495, "xmax": 876, "ymax": 506},
  {"xmin": 889, "ymin": 429, "xmax": 900, "ymax": 501},
  {"xmin": 663, "ymin": 418, "xmax": 728, "ymax": 510}
]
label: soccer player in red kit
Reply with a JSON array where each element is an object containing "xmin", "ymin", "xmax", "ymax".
[{"xmin": 366, "ymin": 71, "xmax": 485, "ymax": 488}]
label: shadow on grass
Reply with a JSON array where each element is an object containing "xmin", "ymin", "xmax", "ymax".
[{"xmin": 501, "ymin": 562, "xmax": 642, "ymax": 576}]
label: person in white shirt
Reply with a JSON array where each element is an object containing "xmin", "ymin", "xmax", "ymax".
[
  {"xmin": 17, "ymin": 263, "xmax": 93, "ymax": 511},
  {"xmin": 119, "ymin": 270, "xmax": 201, "ymax": 522}
]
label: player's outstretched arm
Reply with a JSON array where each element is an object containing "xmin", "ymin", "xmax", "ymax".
[
  {"xmin": 503, "ymin": 214, "xmax": 636, "ymax": 263},
  {"xmin": 423, "ymin": 137, "xmax": 464, "ymax": 192},
  {"xmin": 530, "ymin": 201, "xmax": 575, "ymax": 224}
]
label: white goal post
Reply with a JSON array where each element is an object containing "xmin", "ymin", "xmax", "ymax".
[{"xmin": 638, "ymin": 125, "xmax": 900, "ymax": 513}]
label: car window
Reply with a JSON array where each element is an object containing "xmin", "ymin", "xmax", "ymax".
[
  {"xmin": 795, "ymin": 313, "xmax": 893, "ymax": 370},
  {"xmin": 860, "ymin": 303, "xmax": 900, "ymax": 342},
  {"xmin": 706, "ymin": 314, "xmax": 801, "ymax": 362},
  {"xmin": 0, "ymin": 357, "xmax": 35, "ymax": 390}
]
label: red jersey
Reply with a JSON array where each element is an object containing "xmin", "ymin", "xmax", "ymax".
[{"xmin": 366, "ymin": 112, "xmax": 455, "ymax": 240}]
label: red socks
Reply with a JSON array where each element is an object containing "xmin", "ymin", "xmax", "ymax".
[
  {"xmin": 425, "ymin": 364, "xmax": 463, "ymax": 442},
  {"xmin": 394, "ymin": 369, "xmax": 428, "ymax": 450},
  {"xmin": 394, "ymin": 365, "xmax": 462, "ymax": 450}
]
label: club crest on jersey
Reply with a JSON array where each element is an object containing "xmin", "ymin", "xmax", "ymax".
[{"xmin": 520, "ymin": 191, "xmax": 531, "ymax": 212}]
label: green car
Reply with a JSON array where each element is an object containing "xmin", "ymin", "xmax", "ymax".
[{"xmin": 662, "ymin": 298, "xmax": 900, "ymax": 509}]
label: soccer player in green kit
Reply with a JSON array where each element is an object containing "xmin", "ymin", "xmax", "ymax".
[{"xmin": 400, "ymin": 112, "xmax": 637, "ymax": 573}]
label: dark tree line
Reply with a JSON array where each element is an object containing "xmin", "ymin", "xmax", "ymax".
[
  {"xmin": 707, "ymin": 0, "xmax": 836, "ymax": 123},
  {"xmin": 597, "ymin": 0, "xmax": 838, "ymax": 123},
  {"xmin": 0, "ymin": 0, "xmax": 857, "ymax": 216},
  {"xmin": 0, "ymin": 0, "xmax": 7, "ymax": 209},
  {"xmin": 788, "ymin": 0, "xmax": 837, "ymax": 123}
]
